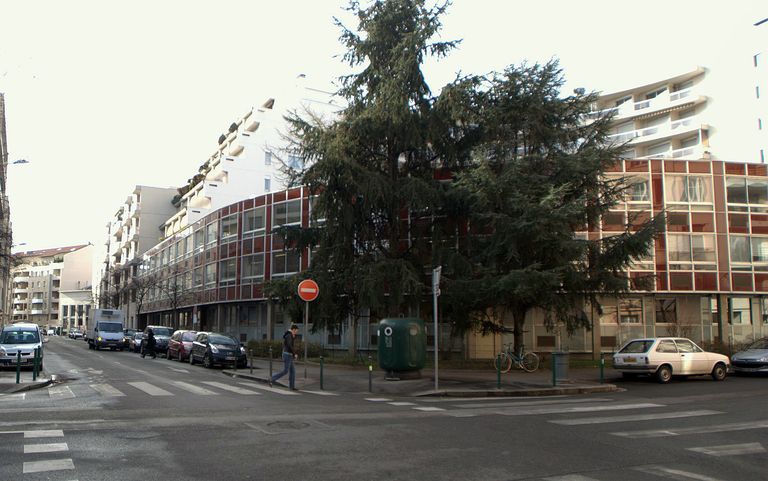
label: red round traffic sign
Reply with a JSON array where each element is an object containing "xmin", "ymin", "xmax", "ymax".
[{"xmin": 297, "ymin": 279, "xmax": 319, "ymax": 302}]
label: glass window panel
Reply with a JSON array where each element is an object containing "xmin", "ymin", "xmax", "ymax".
[
  {"xmin": 204, "ymin": 263, "xmax": 216, "ymax": 287},
  {"xmin": 730, "ymin": 236, "xmax": 751, "ymax": 263},
  {"xmin": 619, "ymin": 298, "xmax": 643, "ymax": 324},
  {"xmin": 206, "ymin": 222, "xmax": 218, "ymax": 245},
  {"xmin": 731, "ymin": 297, "xmax": 751, "ymax": 324},
  {"xmin": 665, "ymin": 176, "xmax": 687, "ymax": 202},
  {"xmin": 751, "ymin": 237, "xmax": 768, "ymax": 262},
  {"xmin": 219, "ymin": 259, "xmax": 237, "ymax": 285},
  {"xmin": 691, "ymin": 234, "xmax": 716, "ymax": 262},
  {"xmin": 243, "ymin": 206, "xmax": 266, "ymax": 236},
  {"xmin": 668, "ymin": 234, "xmax": 691, "ymax": 262},
  {"xmin": 687, "ymin": 176, "xmax": 712, "ymax": 203},
  {"xmin": 241, "ymin": 253, "xmax": 265, "ymax": 280},
  {"xmin": 747, "ymin": 178, "xmax": 768, "ymax": 205},
  {"xmin": 221, "ymin": 214, "xmax": 238, "ymax": 241},
  {"xmin": 727, "ymin": 177, "xmax": 748, "ymax": 204},
  {"xmin": 627, "ymin": 176, "xmax": 650, "ymax": 202}
]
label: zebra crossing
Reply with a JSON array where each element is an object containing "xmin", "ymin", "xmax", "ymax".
[
  {"xmin": 0, "ymin": 428, "xmax": 77, "ymax": 477},
  {"xmin": 365, "ymin": 395, "xmax": 768, "ymax": 480}
]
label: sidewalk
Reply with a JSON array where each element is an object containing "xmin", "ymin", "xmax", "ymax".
[
  {"xmin": 0, "ymin": 369, "xmax": 53, "ymax": 394},
  {"xmin": 224, "ymin": 358, "xmax": 619, "ymax": 397}
]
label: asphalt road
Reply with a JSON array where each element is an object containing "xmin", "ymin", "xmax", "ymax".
[{"xmin": 1, "ymin": 336, "xmax": 767, "ymax": 481}]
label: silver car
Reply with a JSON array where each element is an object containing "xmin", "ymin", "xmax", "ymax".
[
  {"xmin": 730, "ymin": 338, "xmax": 768, "ymax": 374},
  {"xmin": 0, "ymin": 323, "xmax": 44, "ymax": 370}
]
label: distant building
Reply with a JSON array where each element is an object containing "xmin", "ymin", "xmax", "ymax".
[
  {"xmin": 97, "ymin": 186, "xmax": 178, "ymax": 329},
  {"xmin": 11, "ymin": 244, "xmax": 93, "ymax": 331}
]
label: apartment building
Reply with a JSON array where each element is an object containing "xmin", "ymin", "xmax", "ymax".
[
  {"xmin": 11, "ymin": 244, "xmax": 93, "ymax": 331},
  {"xmin": 98, "ymin": 185, "xmax": 177, "ymax": 329}
]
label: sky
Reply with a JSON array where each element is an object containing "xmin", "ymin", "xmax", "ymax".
[{"xmin": 0, "ymin": 0, "xmax": 764, "ymax": 254}]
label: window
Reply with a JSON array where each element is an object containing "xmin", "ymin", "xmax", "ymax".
[
  {"xmin": 221, "ymin": 214, "xmax": 238, "ymax": 242},
  {"xmin": 668, "ymin": 234, "xmax": 691, "ymax": 262},
  {"xmin": 206, "ymin": 222, "xmax": 218, "ymax": 246},
  {"xmin": 194, "ymin": 229, "xmax": 205, "ymax": 253},
  {"xmin": 265, "ymin": 151, "xmax": 272, "ymax": 165},
  {"xmin": 264, "ymin": 177, "xmax": 271, "ymax": 192},
  {"xmin": 271, "ymin": 250, "xmax": 300, "ymax": 277},
  {"xmin": 618, "ymin": 298, "xmax": 642, "ymax": 324},
  {"xmin": 241, "ymin": 253, "xmax": 265, "ymax": 282},
  {"xmin": 243, "ymin": 206, "xmax": 266, "ymax": 238},
  {"xmin": 675, "ymin": 339, "xmax": 701, "ymax": 353},
  {"xmin": 748, "ymin": 179, "xmax": 768, "ymax": 205},
  {"xmin": 626, "ymin": 176, "xmax": 650, "ymax": 202},
  {"xmin": 185, "ymin": 235, "xmax": 193, "ymax": 258},
  {"xmin": 219, "ymin": 259, "xmax": 237, "ymax": 286},
  {"xmin": 193, "ymin": 267, "xmax": 203, "ymax": 288},
  {"xmin": 656, "ymin": 340, "xmax": 678, "ymax": 353},
  {"xmin": 655, "ymin": 298, "xmax": 677, "ymax": 324},
  {"xmin": 730, "ymin": 236, "xmax": 751, "ymax": 263},
  {"xmin": 204, "ymin": 263, "xmax": 216, "ymax": 288},
  {"xmin": 665, "ymin": 175, "xmax": 712, "ymax": 204},
  {"xmin": 752, "ymin": 237, "xmax": 768, "ymax": 262},
  {"xmin": 287, "ymin": 154, "xmax": 303, "ymax": 170},
  {"xmin": 691, "ymin": 235, "xmax": 716, "ymax": 262},
  {"xmin": 731, "ymin": 297, "xmax": 752, "ymax": 324},
  {"xmin": 273, "ymin": 200, "xmax": 301, "ymax": 226},
  {"xmin": 727, "ymin": 178, "xmax": 748, "ymax": 204}
]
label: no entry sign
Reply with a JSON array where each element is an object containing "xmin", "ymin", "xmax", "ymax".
[{"xmin": 297, "ymin": 279, "xmax": 319, "ymax": 302}]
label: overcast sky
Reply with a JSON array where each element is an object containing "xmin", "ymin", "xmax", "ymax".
[{"xmin": 0, "ymin": 0, "xmax": 764, "ymax": 253}]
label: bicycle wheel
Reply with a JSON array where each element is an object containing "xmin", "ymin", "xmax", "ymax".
[
  {"xmin": 494, "ymin": 353, "xmax": 513, "ymax": 373},
  {"xmin": 520, "ymin": 352, "xmax": 540, "ymax": 372}
]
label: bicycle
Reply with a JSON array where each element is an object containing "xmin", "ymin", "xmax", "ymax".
[{"xmin": 493, "ymin": 343, "xmax": 540, "ymax": 373}]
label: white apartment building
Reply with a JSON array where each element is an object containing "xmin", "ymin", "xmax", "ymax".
[
  {"xmin": 98, "ymin": 185, "xmax": 177, "ymax": 328},
  {"xmin": 161, "ymin": 78, "xmax": 339, "ymax": 238},
  {"xmin": 11, "ymin": 244, "xmax": 93, "ymax": 331},
  {"xmin": 752, "ymin": 18, "xmax": 767, "ymax": 163}
]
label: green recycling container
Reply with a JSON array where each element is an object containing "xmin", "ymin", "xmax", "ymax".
[{"xmin": 377, "ymin": 318, "xmax": 427, "ymax": 372}]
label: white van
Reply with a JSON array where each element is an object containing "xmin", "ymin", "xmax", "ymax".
[
  {"xmin": 88, "ymin": 309, "xmax": 126, "ymax": 351},
  {"xmin": 1, "ymin": 323, "xmax": 44, "ymax": 369}
]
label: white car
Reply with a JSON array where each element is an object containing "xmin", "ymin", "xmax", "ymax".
[{"xmin": 613, "ymin": 337, "xmax": 730, "ymax": 383}]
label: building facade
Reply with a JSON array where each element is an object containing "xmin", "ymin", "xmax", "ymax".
[{"xmin": 11, "ymin": 244, "xmax": 93, "ymax": 332}]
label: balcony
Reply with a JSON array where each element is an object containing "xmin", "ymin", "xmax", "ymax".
[
  {"xmin": 608, "ymin": 116, "xmax": 707, "ymax": 147},
  {"xmin": 30, "ymin": 309, "xmax": 44, "ymax": 315},
  {"xmin": 592, "ymin": 87, "xmax": 706, "ymax": 122},
  {"xmin": 13, "ymin": 288, "xmax": 27, "ymax": 294},
  {"xmin": 636, "ymin": 145, "xmax": 708, "ymax": 161}
]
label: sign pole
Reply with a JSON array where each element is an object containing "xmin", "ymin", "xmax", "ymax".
[
  {"xmin": 304, "ymin": 300, "xmax": 309, "ymax": 379},
  {"xmin": 432, "ymin": 266, "xmax": 441, "ymax": 392}
]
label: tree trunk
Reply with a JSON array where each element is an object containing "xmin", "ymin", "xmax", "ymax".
[{"xmin": 511, "ymin": 305, "xmax": 528, "ymax": 354}]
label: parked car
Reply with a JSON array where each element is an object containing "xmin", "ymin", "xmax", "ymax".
[
  {"xmin": 730, "ymin": 337, "xmax": 768, "ymax": 374},
  {"xmin": 189, "ymin": 332, "xmax": 247, "ymax": 368},
  {"xmin": 129, "ymin": 332, "xmax": 145, "ymax": 353},
  {"xmin": 122, "ymin": 329, "xmax": 137, "ymax": 350},
  {"xmin": 167, "ymin": 330, "xmax": 197, "ymax": 362},
  {"xmin": 70, "ymin": 330, "xmax": 84, "ymax": 340},
  {"xmin": 613, "ymin": 337, "xmax": 730, "ymax": 383},
  {"xmin": 143, "ymin": 326, "xmax": 174, "ymax": 357},
  {"xmin": 0, "ymin": 323, "xmax": 44, "ymax": 370}
]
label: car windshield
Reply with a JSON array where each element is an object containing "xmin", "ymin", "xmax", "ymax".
[
  {"xmin": 181, "ymin": 332, "xmax": 197, "ymax": 341},
  {"xmin": 124, "ymin": 329, "xmax": 136, "ymax": 336},
  {"xmin": 747, "ymin": 338, "xmax": 768, "ymax": 350},
  {"xmin": 619, "ymin": 340, "xmax": 654, "ymax": 354},
  {"xmin": 98, "ymin": 322, "xmax": 123, "ymax": 332},
  {"xmin": 209, "ymin": 335, "xmax": 237, "ymax": 346},
  {"xmin": 152, "ymin": 328, "xmax": 173, "ymax": 337},
  {"xmin": 1, "ymin": 329, "xmax": 41, "ymax": 344}
]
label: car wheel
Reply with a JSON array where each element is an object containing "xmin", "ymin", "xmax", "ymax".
[
  {"xmin": 711, "ymin": 362, "xmax": 727, "ymax": 381},
  {"xmin": 656, "ymin": 365, "xmax": 673, "ymax": 384},
  {"xmin": 203, "ymin": 353, "xmax": 212, "ymax": 369},
  {"xmin": 189, "ymin": 353, "xmax": 195, "ymax": 365}
]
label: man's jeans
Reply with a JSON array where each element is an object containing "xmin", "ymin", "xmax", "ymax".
[{"xmin": 271, "ymin": 352, "xmax": 295, "ymax": 389}]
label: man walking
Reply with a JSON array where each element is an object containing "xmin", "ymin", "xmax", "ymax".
[
  {"xmin": 142, "ymin": 328, "xmax": 157, "ymax": 359},
  {"xmin": 270, "ymin": 324, "xmax": 299, "ymax": 390}
]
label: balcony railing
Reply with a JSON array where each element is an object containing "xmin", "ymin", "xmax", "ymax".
[
  {"xmin": 636, "ymin": 145, "xmax": 706, "ymax": 160},
  {"xmin": 608, "ymin": 116, "xmax": 702, "ymax": 145},
  {"xmin": 591, "ymin": 87, "xmax": 701, "ymax": 120}
]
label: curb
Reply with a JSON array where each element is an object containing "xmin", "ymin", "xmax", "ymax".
[
  {"xmin": 411, "ymin": 384, "xmax": 620, "ymax": 397},
  {"xmin": 2, "ymin": 378, "xmax": 54, "ymax": 394}
]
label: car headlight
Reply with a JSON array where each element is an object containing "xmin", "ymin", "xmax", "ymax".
[
  {"xmin": 210, "ymin": 345, "xmax": 219, "ymax": 353},
  {"xmin": 97, "ymin": 336, "xmax": 102, "ymax": 342},
  {"xmin": 759, "ymin": 356, "xmax": 768, "ymax": 362}
]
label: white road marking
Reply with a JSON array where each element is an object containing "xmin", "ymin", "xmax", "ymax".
[
  {"xmin": 235, "ymin": 382, "xmax": 297, "ymax": 395},
  {"xmin": 498, "ymin": 402, "xmax": 663, "ymax": 416},
  {"xmin": 90, "ymin": 383, "xmax": 125, "ymax": 397},
  {"xmin": 172, "ymin": 381, "xmax": 219, "ymax": 396},
  {"xmin": 632, "ymin": 465, "xmax": 725, "ymax": 481},
  {"xmin": 454, "ymin": 398, "xmax": 614, "ymax": 409},
  {"xmin": 167, "ymin": 367, "xmax": 189, "ymax": 373},
  {"xmin": 127, "ymin": 382, "xmax": 173, "ymax": 396},
  {"xmin": 413, "ymin": 406, "xmax": 445, "ymax": 412},
  {"xmin": 49, "ymin": 386, "xmax": 75, "ymax": 400},
  {"xmin": 25, "ymin": 430, "xmax": 64, "ymax": 438},
  {"xmin": 300, "ymin": 390, "xmax": 339, "ymax": 396},
  {"xmin": 388, "ymin": 402, "xmax": 416, "ymax": 406},
  {"xmin": 543, "ymin": 475, "xmax": 600, "ymax": 481},
  {"xmin": 612, "ymin": 420, "xmax": 768, "ymax": 438},
  {"xmin": 0, "ymin": 393, "xmax": 25, "ymax": 402},
  {"xmin": 23, "ymin": 458, "xmax": 75, "ymax": 474},
  {"xmin": 24, "ymin": 442, "xmax": 69, "ymax": 454},
  {"xmin": 550, "ymin": 410, "xmax": 722, "ymax": 425},
  {"xmin": 687, "ymin": 442, "xmax": 766, "ymax": 456},
  {"xmin": 365, "ymin": 398, "xmax": 393, "ymax": 402},
  {"xmin": 202, "ymin": 382, "xmax": 261, "ymax": 395}
]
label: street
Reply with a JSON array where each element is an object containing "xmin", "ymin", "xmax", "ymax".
[{"xmin": 0, "ymin": 337, "xmax": 767, "ymax": 481}]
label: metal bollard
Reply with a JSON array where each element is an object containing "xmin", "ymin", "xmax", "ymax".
[
  {"xmin": 599, "ymin": 354, "xmax": 605, "ymax": 384},
  {"xmin": 320, "ymin": 356, "xmax": 324, "ymax": 390},
  {"xmin": 552, "ymin": 353, "xmax": 557, "ymax": 387},
  {"xmin": 496, "ymin": 354, "xmax": 501, "ymax": 389},
  {"xmin": 249, "ymin": 349, "xmax": 253, "ymax": 374},
  {"xmin": 368, "ymin": 355, "xmax": 373, "ymax": 393},
  {"xmin": 32, "ymin": 348, "xmax": 39, "ymax": 381},
  {"xmin": 268, "ymin": 346, "xmax": 273, "ymax": 381},
  {"xmin": 15, "ymin": 351, "xmax": 21, "ymax": 384}
]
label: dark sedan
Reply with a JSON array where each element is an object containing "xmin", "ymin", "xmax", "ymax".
[
  {"xmin": 167, "ymin": 330, "xmax": 197, "ymax": 362},
  {"xmin": 189, "ymin": 332, "xmax": 247, "ymax": 369},
  {"xmin": 143, "ymin": 325, "xmax": 174, "ymax": 357}
]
